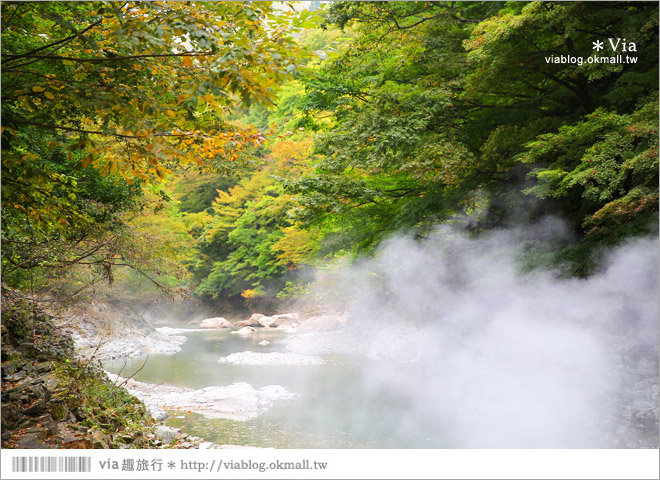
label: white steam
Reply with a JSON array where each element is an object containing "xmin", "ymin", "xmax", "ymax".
[{"xmin": 294, "ymin": 225, "xmax": 659, "ymax": 448}]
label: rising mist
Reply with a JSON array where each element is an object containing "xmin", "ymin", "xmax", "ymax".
[{"xmin": 290, "ymin": 223, "xmax": 659, "ymax": 448}]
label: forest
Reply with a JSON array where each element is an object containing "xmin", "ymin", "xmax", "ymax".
[
  {"xmin": 1, "ymin": 0, "xmax": 659, "ymax": 457},
  {"xmin": 2, "ymin": 1, "xmax": 657, "ymax": 310}
]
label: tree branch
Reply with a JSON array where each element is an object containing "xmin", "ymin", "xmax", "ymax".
[
  {"xmin": 1, "ymin": 19, "xmax": 104, "ymax": 64},
  {"xmin": 2, "ymin": 51, "xmax": 211, "ymax": 66},
  {"xmin": 4, "ymin": 119, "xmax": 199, "ymax": 139}
]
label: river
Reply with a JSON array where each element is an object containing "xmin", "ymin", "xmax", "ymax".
[{"xmin": 103, "ymin": 324, "xmax": 444, "ymax": 448}]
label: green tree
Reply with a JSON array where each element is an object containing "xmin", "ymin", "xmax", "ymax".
[
  {"xmin": 286, "ymin": 2, "xmax": 484, "ymax": 252},
  {"xmin": 287, "ymin": 1, "xmax": 658, "ymax": 273},
  {"xmin": 1, "ymin": 1, "xmax": 308, "ymax": 294},
  {"xmin": 193, "ymin": 137, "xmax": 317, "ymax": 302},
  {"xmin": 461, "ymin": 1, "xmax": 658, "ymax": 272}
]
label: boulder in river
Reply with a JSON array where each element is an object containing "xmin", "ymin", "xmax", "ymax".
[
  {"xmin": 257, "ymin": 316, "xmax": 277, "ymax": 328},
  {"xmin": 258, "ymin": 313, "xmax": 300, "ymax": 328},
  {"xmin": 297, "ymin": 314, "xmax": 346, "ymax": 333},
  {"xmin": 232, "ymin": 326, "xmax": 257, "ymax": 335},
  {"xmin": 272, "ymin": 313, "xmax": 299, "ymax": 324},
  {"xmin": 200, "ymin": 317, "xmax": 231, "ymax": 329},
  {"xmin": 236, "ymin": 313, "xmax": 264, "ymax": 328}
]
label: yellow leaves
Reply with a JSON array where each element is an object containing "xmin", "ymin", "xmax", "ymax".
[
  {"xmin": 32, "ymin": 86, "xmax": 45, "ymax": 92},
  {"xmin": 272, "ymin": 225, "xmax": 317, "ymax": 267},
  {"xmin": 181, "ymin": 56, "xmax": 194, "ymax": 68},
  {"xmin": 165, "ymin": 109, "xmax": 176, "ymax": 117},
  {"xmin": 44, "ymin": 91, "xmax": 55, "ymax": 100},
  {"xmin": 203, "ymin": 94, "xmax": 218, "ymax": 108},
  {"xmin": 154, "ymin": 165, "xmax": 172, "ymax": 179},
  {"xmin": 81, "ymin": 153, "xmax": 94, "ymax": 169},
  {"xmin": 269, "ymin": 137, "xmax": 314, "ymax": 173}
]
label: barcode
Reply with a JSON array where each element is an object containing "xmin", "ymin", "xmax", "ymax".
[{"xmin": 11, "ymin": 456, "xmax": 92, "ymax": 473}]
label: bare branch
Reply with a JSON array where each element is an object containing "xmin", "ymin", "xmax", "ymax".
[{"xmin": 117, "ymin": 354, "xmax": 150, "ymax": 388}]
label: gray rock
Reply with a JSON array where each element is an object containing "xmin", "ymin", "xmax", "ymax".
[
  {"xmin": 155, "ymin": 425, "xmax": 180, "ymax": 444},
  {"xmin": 24, "ymin": 400, "xmax": 49, "ymax": 417},
  {"xmin": 1, "ymin": 402, "xmax": 21, "ymax": 424},
  {"xmin": 151, "ymin": 407, "xmax": 169, "ymax": 421}
]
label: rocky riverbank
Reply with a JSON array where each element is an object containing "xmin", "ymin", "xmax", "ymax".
[
  {"xmin": 1, "ymin": 296, "xmax": 153, "ymax": 448},
  {"xmin": 57, "ymin": 301, "xmax": 190, "ymax": 361},
  {"xmin": 0, "ymin": 295, "xmax": 225, "ymax": 449},
  {"xmin": 6, "ymin": 291, "xmax": 654, "ymax": 450},
  {"xmin": 1, "ymin": 295, "xmax": 351, "ymax": 449},
  {"xmin": 61, "ymin": 304, "xmax": 348, "ymax": 361}
]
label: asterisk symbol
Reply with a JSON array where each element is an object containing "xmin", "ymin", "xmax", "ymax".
[
  {"xmin": 592, "ymin": 40, "xmax": 604, "ymax": 51},
  {"xmin": 167, "ymin": 461, "xmax": 176, "ymax": 469}
]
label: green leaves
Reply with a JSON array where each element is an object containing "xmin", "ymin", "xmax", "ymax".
[
  {"xmin": 0, "ymin": 2, "xmax": 314, "ymax": 294},
  {"xmin": 194, "ymin": 171, "xmax": 291, "ymax": 299},
  {"xmin": 285, "ymin": 0, "xmax": 658, "ymax": 277},
  {"xmin": 522, "ymin": 98, "xmax": 659, "ymax": 237},
  {"xmin": 285, "ymin": 2, "xmax": 477, "ymax": 249}
]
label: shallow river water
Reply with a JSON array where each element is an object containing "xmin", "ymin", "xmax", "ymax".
[{"xmin": 103, "ymin": 325, "xmax": 442, "ymax": 448}]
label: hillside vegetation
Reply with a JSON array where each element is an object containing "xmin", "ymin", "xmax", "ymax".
[{"xmin": 2, "ymin": 1, "xmax": 657, "ymax": 311}]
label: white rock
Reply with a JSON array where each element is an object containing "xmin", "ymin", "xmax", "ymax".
[
  {"xmin": 106, "ymin": 373, "xmax": 298, "ymax": 421},
  {"xmin": 151, "ymin": 407, "xmax": 169, "ymax": 421},
  {"xmin": 236, "ymin": 313, "xmax": 264, "ymax": 328},
  {"xmin": 257, "ymin": 316, "xmax": 278, "ymax": 328},
  {"xmin": 200, "ymin": 317, "xmax": 231, "ymax": 329},
  {"xmin": 217, "ymin": 351, "xmax": 325, "ymax": 366},
  {"xmin": 80, "ymin": 329, "xmax": 186, "ymax": 360},
  {"xmin": 232, "ymin": 326, "xmax": 257, "ymax": 335},
  {"xmin": 256, "ymin": 313, "xmax": 300, "ymax": 328},
  {"xmin": 298, "ymin": 314, "xmax": 345, "ymax": 333},
  {"xmin": 258, "ymin": 340, "xmax": 270, "ymax": 346},
  {"xmin": 272, "ymin": 313, "xmax": 299, "ymax": 323}
]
